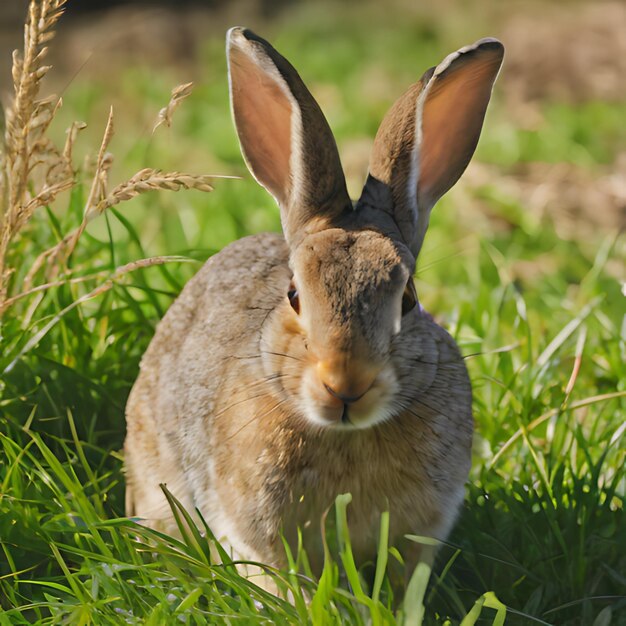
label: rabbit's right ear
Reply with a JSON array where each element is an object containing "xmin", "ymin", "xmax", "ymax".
[
  {"xmin": 359, "ymin": 39, "xmax": 504, "ymax": 258},
  {"xmin": 227, "ymin": 28, "xmax": 351, "ymax": 246}
]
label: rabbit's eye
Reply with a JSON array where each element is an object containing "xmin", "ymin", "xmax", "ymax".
[
  {"xmin": 287, "ymin": 282, "xmax": 300, "ymax": 314},
  {"xmin": 402, "ymin": 279, "xmax": 417, "ymax": 316}
]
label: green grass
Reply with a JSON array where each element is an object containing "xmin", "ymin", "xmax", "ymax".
[{"xmin": 1, "ymin": 5, "xmax": 625, "ymax": 625}]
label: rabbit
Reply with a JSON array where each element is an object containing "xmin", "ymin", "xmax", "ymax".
[{"xmin": 124, "ymin": 27, "xmax": 504, "ymax": 584}]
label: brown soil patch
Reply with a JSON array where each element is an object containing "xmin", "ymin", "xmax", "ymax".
[
  {"xmin": 500, "ymin": 1, "xmax": 626, "ymax": 104},
  {"xmin": 463, "ymin": 158, "xmax": 626, "ymax": 240}
]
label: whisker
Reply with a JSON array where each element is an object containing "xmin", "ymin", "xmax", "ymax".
[
  {"xmin": 390, "ymin": 345, "xmax": 464, "ymax": 368},
  {"xmin": 226, "ymin": 353, "xmax": 263, "ymax": 361},
  {"xmin": 222, "ymin": 397, "xmax": 290, "ymax": 443},
  {"xmin": 390, "ymin": 377, "xmax": 462, "ymax": 431},
  {"xmin": 407, "ymin": 395, "xmax": 459, "ymax": 426},
  {"xmin": 260, "ymin": 349, "xmax": 305, "ymax": 363},
  {"xmin": 404, "ymin": 407, "xmax": 439, "ymax": 436},
  {"xmin": 211, "ymin": 372, "xmax": 297, "ymax": 419},
  {"xmin": 462, "ymin": 342, "xmax": 520, "ymax": 359},
  {"xmin": 212, "ymin": 390, "xmax": 278, "ymax": 419}
]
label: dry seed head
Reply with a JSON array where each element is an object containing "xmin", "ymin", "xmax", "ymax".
[
  {"xmin": 63, "ymin": 121, "xmax": 87, "ymax": 165},
  {"xmin": 87, "ymin": 169, "xmax": 215, "ymax": 220},
  {"xmin": 11, "ymin": 51, "xmax": 23, "ymax": 87},
  {"xmin": 2, "ymin": 0, "xmax": 218, "ymax": 314},
  {"xmin": 153, "ymin": 82, "xmax": 194, "ymax": 132}
]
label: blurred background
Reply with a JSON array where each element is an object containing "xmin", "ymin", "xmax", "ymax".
[{"xmin": 1, "ymin": 0, "xmax": 624, "ymax": 265}]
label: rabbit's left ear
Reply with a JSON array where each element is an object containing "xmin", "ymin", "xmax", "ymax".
[
  {"xmin": 227, "ymin": 27, "xmax": 351, "ymax": 246},
  {"xmin": 359, "ymin": 39, "xmax": 504, "ymax": 258}
]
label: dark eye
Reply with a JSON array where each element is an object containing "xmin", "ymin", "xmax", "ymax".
[
  {"xmin": 402, "ymin": 279, "xmax": 417, "ymax": 316},
  {"xmin": 287, "ymin": 281, "xmax": 300, "ymax": 314}
]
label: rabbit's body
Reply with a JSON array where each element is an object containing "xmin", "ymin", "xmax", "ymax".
[
  {"xmin": 126, "ymin": 231, "xmax": 472, "ymax": 572},
  {"xmin": 125, "ymin": 27, "xmax": 503, "ymax": 580}
]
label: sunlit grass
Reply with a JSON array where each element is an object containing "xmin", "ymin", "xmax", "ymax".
[{"xmin": 1, "ymin": 2, "xmax": 624, "ymax": 624}]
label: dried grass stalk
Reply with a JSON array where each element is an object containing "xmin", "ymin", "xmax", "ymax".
[
  {"xmin": 0, "ymin": 0, "xmax": 69, "ymax": 306},
  {"xmin": 88, "ymin": 168, "xmax": 215, "ymax": 218},
  {"xmin": 4, "ymin": 255, "xmax": 195, "ymax": 311},
  {"xmin": 153, "ymin": 82, "xmax": 194, "ymax": 132},
  {"xmin": 4, "ymin": 255, "xmax": 197, "ymax": 373},
  {"xmin": 22, "ymin": 167, "xmax": 218, "ymax": 301},
  {"xmin": 0, "ymin": 0, "xmax": 219, "ymax": 319}
]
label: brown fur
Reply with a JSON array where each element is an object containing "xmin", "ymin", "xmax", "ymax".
[{"xmin": 125, "ymin": 27, "xmax": 503, "ymax": 584}]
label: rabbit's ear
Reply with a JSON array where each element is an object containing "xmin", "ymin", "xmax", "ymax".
[
  {"xmin": 227, "ymin": 27, "xmax": 351, "ymax": 245},
  {"xmin": 360, "ymin": 38, "xmax": 504, "ymax": 257}
]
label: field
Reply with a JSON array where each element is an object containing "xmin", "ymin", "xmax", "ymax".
[{"xmin": 0, "ymin": 0, "xmax": 624, "ymax": 624}]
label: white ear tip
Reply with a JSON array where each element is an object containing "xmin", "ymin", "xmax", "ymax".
[
  {"xmin": 474, "ymin": 37, "xmax": 504, "ymax": 48},
  {"xmin": 227, "ymin": 27, "xmax": 248, "ymax": 50},
  {"xmin": 434, "ymin": 37, "xmax": 504, "ymax": 77}
]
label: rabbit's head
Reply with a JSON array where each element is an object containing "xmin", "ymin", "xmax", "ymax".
[{"xmin": 227, "ymin": 28, "xmax": 503, "ymax": 429}]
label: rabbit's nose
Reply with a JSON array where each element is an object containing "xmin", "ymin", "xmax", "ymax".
[
  {"xmin": 323, "ymin": 383, "xmax": 366, "ymax": 405},
  {"xmin": 317, "ymin": 360, "xmax": 377, "ymax": 405}
]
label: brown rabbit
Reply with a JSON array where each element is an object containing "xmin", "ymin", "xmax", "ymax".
[{"xmin": 125, "ymin": 27, "xmax": 503, "ymax": 582}]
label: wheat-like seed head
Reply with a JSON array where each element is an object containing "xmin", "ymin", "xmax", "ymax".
[
  {"xmin": 0, "ymin": 1, "xmax": 220, "ymax": 317},
  {"xmin": 153, "ymin": 82, "xmax": 194, "ymax": 133},
  {"xmin": 0, "ymin": 0, "xmax": 69, "ymax": 306},
  {"xmin": 4, "ymin": 1, "xmax": 68, "ymax": 209},
  {"xmin": 89, "ymin": 169, "xmax": 215, "ymax": 219}
]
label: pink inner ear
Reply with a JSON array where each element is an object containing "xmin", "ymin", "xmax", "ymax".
[
  {"xmin": 230, "ymin": 47, "xmax": 293, "ymax": 204},
  {"xmin": 418, "ymin": 51, "xmax": 502, "ymax": 208}
]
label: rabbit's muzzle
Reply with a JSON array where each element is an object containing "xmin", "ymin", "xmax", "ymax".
[{"xmin": 301, "ymin": 355, "xmax": 399, "ymax": 429}]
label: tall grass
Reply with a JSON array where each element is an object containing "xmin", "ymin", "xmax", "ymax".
[
  {"xmin": 0, "ymin": 0, "xmax": 215, "ymax": 320},
  {"xmin": 1, "ymin": 1, "xmax": 624, "ymax": 624}
]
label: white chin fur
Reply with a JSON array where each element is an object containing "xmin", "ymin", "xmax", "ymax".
[{"xmin": 302, "ymin": 401, "xmax": 396, "ymax": 431}]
